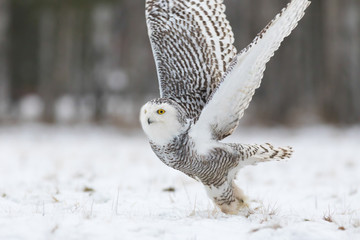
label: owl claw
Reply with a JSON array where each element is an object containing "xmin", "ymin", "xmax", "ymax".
[
  {"xmin": 215, "ymin": 183, "xmax": 252, "ymax": 215},
  {"xmin": 217, "ymin": 197, "xmax": 252, "ymax": 215}
]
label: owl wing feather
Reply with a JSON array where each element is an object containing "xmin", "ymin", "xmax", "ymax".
[
  {"xmin": 190, "ymin": 0, "xmax": 310, "ymax": 142},
  {"xmin": 146, "ymin": 0, "xmax": 237, "ymax": 119}
]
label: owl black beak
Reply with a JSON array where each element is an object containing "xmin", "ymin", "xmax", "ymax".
[{"xmin": 147, "ymin": 118, "xmax": 153, "ymax": 125}]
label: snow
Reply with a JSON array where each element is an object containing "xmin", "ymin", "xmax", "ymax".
[
  {"xmin": 18, "ymin": 95, "xmax": 44, "ymax": 121},
  {"xmin": 0, "ymin": 124, "xmax": 359, "ymax": 239},
  {"xmin": 55, "ymin": 95, "xmax": 78, "ymax": 123}
]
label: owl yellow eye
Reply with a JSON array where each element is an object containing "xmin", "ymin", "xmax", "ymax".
[{"xmin": 157, "ymin": 109, "xmax": 166, "ymax": 115}]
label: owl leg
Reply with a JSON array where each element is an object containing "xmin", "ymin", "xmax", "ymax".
[
  {"xmin": 228, "ymin": 143, "xmax": 293, "ymax": 166},
  {"xmin": 205, "ymin": 179, "xmax": 250, "ymax": 215}
]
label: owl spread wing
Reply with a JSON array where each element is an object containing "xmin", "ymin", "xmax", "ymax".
[
  {"xmin": 190, "ymin": 0, "xmax": 311, "ymax": 142},
  {"xmin": 146, "ymin": 0, "xmax": 237, "ymax": 119}
]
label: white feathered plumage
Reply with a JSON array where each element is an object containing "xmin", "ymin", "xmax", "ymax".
[{"xmin": 140, "ymin": 0, "xmax": 310, "ymax": 214}]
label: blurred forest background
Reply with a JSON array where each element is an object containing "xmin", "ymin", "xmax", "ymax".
[{"xmin": 0, "ymin": 0, "xmax": 359, "ymax": 127}]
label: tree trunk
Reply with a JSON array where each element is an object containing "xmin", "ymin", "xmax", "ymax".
[
  {"xmin": 38, "ymin": 5, "xmax": 76, "ymax": 122},
  {"xmin": 0, "ymin": 0, "xmax": 9, "ymax": 118},
  {"xmin": 322, "ymin": 0, "xmax": 360, "ymax": 124},
  {"xmin": 91, "ymin": 5, "xmax": 113, "ymax": 122}
]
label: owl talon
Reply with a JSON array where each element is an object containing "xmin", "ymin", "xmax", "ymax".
[
  {"xmin": 217, "ymin": 197, "xmax": 253, "ymax": 215},
  {"xmin": 212, "ymin": 182, "xmax": 252, "ymax": 215}
]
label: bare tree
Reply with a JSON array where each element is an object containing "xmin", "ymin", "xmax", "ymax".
[
  {"xmin": 0, "ymin": 0, "xmax": 9, "ymax": 118},
  {"xmin": 322, "ymin": 0, "xmax": 360, "ymax": 123},
  {"xmin": 90, "ymin": 4, "xmax": 114, "ymax": 122}
]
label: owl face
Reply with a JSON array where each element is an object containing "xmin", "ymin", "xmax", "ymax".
[{"xmin": 140, "ymin": 99, "xmax": 185, "ymax": 145}]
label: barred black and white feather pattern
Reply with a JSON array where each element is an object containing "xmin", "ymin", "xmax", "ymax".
[
  {"xmin": 146, "ymin": 0, "xmax": 237, "ymax": 119},
  {"xmin": 191, "ymin": 0, "xmax": 311, "ymax": 141},
  {"xmin": 141, "ymin": 0, "xmax": 310, "ymax": 215}
]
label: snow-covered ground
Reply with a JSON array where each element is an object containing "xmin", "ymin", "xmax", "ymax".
[{"xmin": 0, "ymin": 124, "xmax": 359, "ymax": 240}]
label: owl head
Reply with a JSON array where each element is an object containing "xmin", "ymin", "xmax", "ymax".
[{"xmin": 140, "ymin": 98, "xmax": 188, "ymax": 145}]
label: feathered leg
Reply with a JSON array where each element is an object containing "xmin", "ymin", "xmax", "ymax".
[{"xmin": 205, "ymin": 179, "xmax": 249, "ymax": 215}]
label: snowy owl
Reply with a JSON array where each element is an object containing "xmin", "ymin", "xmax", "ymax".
[{"xmin": 140, "ymin": 0, "xmax": 310, "ymax": 214}]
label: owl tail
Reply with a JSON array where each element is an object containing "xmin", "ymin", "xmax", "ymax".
[
  {"xmin": 228, "ymin": 143, "xmax": 293, "ymax": 166},
  {"xmin": 255, "ymin": 143, "xmax": 293, "ymax": 161}
]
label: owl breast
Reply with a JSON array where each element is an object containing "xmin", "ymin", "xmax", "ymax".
[{"xmin": 150, "ymin": 134, "xmax": 239, "ymax": 187}]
